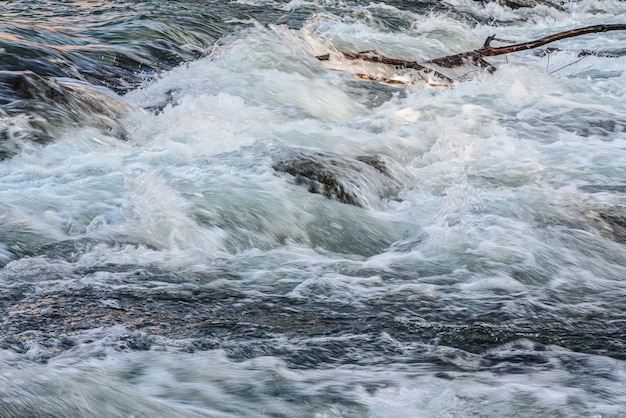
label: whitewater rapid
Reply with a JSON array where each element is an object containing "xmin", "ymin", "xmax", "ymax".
[{"xmin": 0, "ymin": 0, "xmax": 625, "ymax": 416}]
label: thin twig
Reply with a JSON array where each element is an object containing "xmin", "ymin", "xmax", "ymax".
[{"xmin": 549, "ymin": 54, "xmax": 587, "ymax": 74}]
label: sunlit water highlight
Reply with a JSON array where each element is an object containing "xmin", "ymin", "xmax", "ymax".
[{"xmin": 0, "ymin": 0, "xmax": 625, "ymax": 416}]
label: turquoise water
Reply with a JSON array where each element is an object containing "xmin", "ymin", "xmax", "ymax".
[{"xmin": 0, "ymin": 1, "xmax": 625, "ymax": 416}]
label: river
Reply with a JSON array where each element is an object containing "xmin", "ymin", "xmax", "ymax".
[{"xmin": 0, "ymin": 0, "xmax": 625, "ymax": 416}]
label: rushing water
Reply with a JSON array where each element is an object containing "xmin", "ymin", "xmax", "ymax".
[{"xmin": 1, "ymin": 0, "xmax": 625, "ymax": 416}]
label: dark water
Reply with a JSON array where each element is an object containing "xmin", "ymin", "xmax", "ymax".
[{"xmin": 0, "ymin": 0, "xmax": 625, "ymax": 416}]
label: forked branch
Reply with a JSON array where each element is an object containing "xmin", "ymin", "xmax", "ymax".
[
  {"xmin": 428, "ymin": 24, "xmax": 626, "ymax": 70},
  {"xmin": 317, "ymin": 24, "xmax": 626, "ymax": 83}
]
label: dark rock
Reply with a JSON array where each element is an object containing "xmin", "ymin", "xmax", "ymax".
[
  {"xmin": 0, "ymin": 123, "xmax": 57, "ymax": 160},
  {"xmin": 496, "ymin": 0, "xmax": 563, "ymax": 8},
  {"xmin": 0, "ymin": 71, "xmax": 134, "ymax": 158},
  {"xmin": 271, "ymin": 147, "xmax": 404, "ymax": 208},
  {"xmin": 0, "ymin": 70, "xmax": 66, "ymax": 105},
  {"xmin": 126, "ymin": 333, "xmax": 154, "ymax": 351},
  {"xmin": 586, "ymin": 209, "xmax": 626, "ymax": 244},
  {"xmin": 498, "ymin": 0, "xmax": 537, "ymax": 9}
]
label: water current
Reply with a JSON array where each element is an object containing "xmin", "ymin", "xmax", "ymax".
[{"xmin": 0, "ymin": 0, "xmax": 625, "ymax": 416}]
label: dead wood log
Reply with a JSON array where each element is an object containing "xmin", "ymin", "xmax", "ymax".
[{"xmin": 317, "ymin": 24, "xmax": 626, "ymax": 83}]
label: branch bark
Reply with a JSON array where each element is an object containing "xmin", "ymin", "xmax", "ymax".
[
  {"xmin": 325, "ymin": 50, "xmax": 455, "ymax": 83},
  {"xmin": 427, "ymin": 24, "xmax": 626, "ymax": 70},
  {"xmin": 317, "ymin": 24, "xmax": 626, "ymax": 83}
]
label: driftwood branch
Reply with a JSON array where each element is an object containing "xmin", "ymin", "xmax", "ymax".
[
  {"xmin": 316, "ymin": 50, "xmax": 455, "ymax": 83},
  {"xmin": 317, "ymin": 24, "xmax": 626, "ymax": 83},
  {"xmin": 428, "ymin": 24, "xmax": 626, "ymax": 70}
]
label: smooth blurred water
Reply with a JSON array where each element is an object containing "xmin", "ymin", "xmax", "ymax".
[{"xmin": 0, "ymin": 0, "xmax": 625, "ymax": 417}]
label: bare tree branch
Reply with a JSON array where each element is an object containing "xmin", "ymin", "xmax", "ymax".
[
  {"xmin": 317, "ymin": 24, "xmax": 626, "ymax": 83},
  {"xmin": 427, "ymin": 24, "xmax": 626, "ymax": 70}
]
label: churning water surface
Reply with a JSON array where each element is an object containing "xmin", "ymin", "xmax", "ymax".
[{"xmin": 0, "ymin": 0, "xmax": 625, "ymax": 416}]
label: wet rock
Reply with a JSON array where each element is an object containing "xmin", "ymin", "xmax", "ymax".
[
  {"xmin": 498, "ymin": 0, "xmax": 537, "ymax": 9},
  {"xmin": 585, "ymin": 209, "xmax": 626, "ymax": 244},
  {"xmin": 497, "ymin": 0, "xmax": 537, "ymax": 8},
  {"xmin": 53, "ymin": 77, "xmax": 134, "ymax": 130},
  {"xmin": 0, "ymin": 230, "xmax": 102, "ymax": 267},
  {"xmin": 125, "ymin": 333, "xmax": 154, "ymax": 351},
  {"xmin": 271, "ymin": 147, "xmax": 404, "ymax": 208},
  {"xmin": 0, "ymin": 71, "xmax": 134, "ymax": 157},
  {"xmin": 144, "ymin": 89, "xmax": 181, "ymax": 114},
  {"xmin": 496, "ymin": 0, "xmax": 563, "ymax": 8},
  {"xmin": 0, "ymin": 71, "xmax": 64, "ymax": 105},
  {"xmin": 0, "ymin": 124, "xmax": 56, "ymax": 160},
  {"xmin": 3, "ymin": 287, "xmax": 626, "ymax": 365}
]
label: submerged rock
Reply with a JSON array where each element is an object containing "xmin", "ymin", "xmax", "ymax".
[
  {"xmin": 495, "ymin": 0, "xmax": 563, "ymax": 8},
  {"xmin": 271, "ymin": 147, "xmax": 404, "ymax": 208},
  {"xmin": 585, "ymin": 209, "xmax": 626, "ymax": 244},
  {"xmin": 0, "ymin": 124, "xmax": 56, "ymax": 160},
  {"xmin": 497, "ymin": 0, "xmax": 537, "ymax": 8},
  {"xmin": 0, "ymin": 71, "xmax": 135, "ymax": 158}
]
